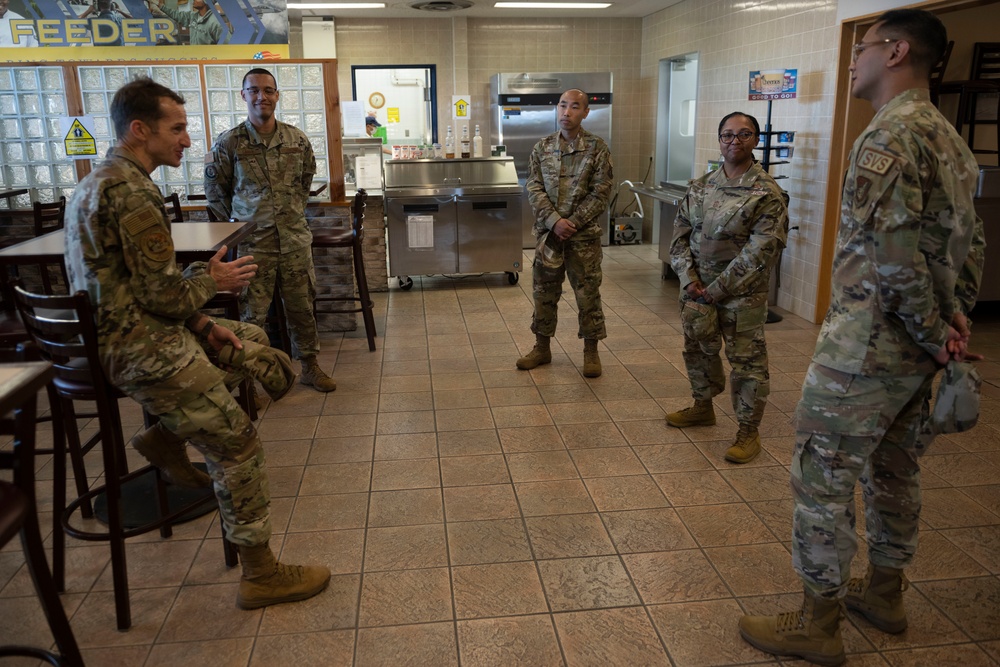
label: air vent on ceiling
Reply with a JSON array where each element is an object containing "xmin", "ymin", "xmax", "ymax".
[{"xmin": 409, "ymin": 0, "xmax": 473, "ymax": 11}]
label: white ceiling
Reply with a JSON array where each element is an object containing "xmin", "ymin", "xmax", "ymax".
[{"xmin": 292, "ymin": 0, "xmax": 681, "ymax": 20}]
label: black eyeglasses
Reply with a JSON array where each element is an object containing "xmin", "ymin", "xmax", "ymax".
[
  {"xmin": 244, "ymin": 87, "xmax": 278, "ymax": 97},
  {"xmin": 719, "ymin": 130, "xmax": 755, "ymax": 144}
]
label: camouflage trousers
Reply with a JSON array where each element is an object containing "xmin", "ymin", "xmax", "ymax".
[
  {"xmin": 240, "ymin": 246, "xmax": 320, "ymax": 360},
  {"xmin": 121, "ymin": 319, "xmax": 274, "ymax": 547},
  {"xmin": 531, "ymin": 235, "xmax": 606, "ymax": 340},
  {"xmin": 792, "ymin": 362, "xmax": 934, "ymax": 599},
  {"xmin": 679, "ymin": 294, "xmax": 769, "ymax": 427}
]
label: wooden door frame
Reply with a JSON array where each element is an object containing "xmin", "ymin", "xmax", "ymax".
[{"xmin": 814, "ymin": 0, "xmax": 995, "ymax": 322}]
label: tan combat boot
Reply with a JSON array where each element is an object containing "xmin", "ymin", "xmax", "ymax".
[
  {"xmin": 300, "ymin": 356, "xmax": 337, "ymax": 392},
  {"xmin": 665, "ymin": 399, "xmax": 716, "ymax": 428},
  {"xmin": 739, "ymin": 592, "xmax": 846, "ymax": 666},
  {"xmin": 516, "ymin": 334, "xmax": 552, "ymax": 370},
  {"xmin": 845, "ymin": 564, "xmax": 909, "ymax": 633},
  {"xmin": 130, "ymin": 423, "xmax": 211, "ymax": 488},
  {"xmin": 237, "ymin": 542, "xmax": 331, "ymax": 610},
  {"xmin": 725, "ymin": 424, "xmax": 761, "ymax": 464},
  {"xmin": 583, "ymin": 339, "xmax": 602, "ymax": 378}
]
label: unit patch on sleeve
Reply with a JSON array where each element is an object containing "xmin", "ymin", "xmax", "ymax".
[
  {"xmin": 140, "ymin": 230, "xmax": 174, "ymax": 263},
  {"xmin": 857, "ymin": 147, "xmax": 896, "ymax": 176}
]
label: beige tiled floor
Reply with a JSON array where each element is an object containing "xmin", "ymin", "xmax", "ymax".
[{"xmin": 2, "ymin": 244, "xmax": 999, "ymax": 666}]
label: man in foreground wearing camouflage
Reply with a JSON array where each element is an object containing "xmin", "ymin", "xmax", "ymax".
[
  {"xmin": 65, "ymin": 77, "xmax": 329, "ymax": 610},
  {"xmin": 740, "ymin": 10, "xmax": 984, "ymax": 665},
  {"xmin": 206, "ymin": 67, "xmax": 337, "ymax": 394},
  {"xmin": 668, "ymin": 111, "xmax": 788, "ymax": 464},
  {"xmin": 517, "ymin": 88, "xmax": 614, "ymax": 378}
]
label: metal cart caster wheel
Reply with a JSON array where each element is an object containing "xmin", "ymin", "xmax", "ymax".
[
  {"xmin": 398, "ymin": 276, "xmax": 414, "ymax": 290},
  {"xmin": 506, "ymin": 272, "xmax": 519, "ymax": 285}
]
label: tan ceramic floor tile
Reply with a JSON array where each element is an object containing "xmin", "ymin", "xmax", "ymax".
[
  {"xmin": 447, "ymin": 518, "xmax": 533, "ymax": 565},
  {"xmin": 704, "ymin": 543, "xmax": 800, "ymax": 596},
  {"xmin": 915, "ymin": 576, "xmax": 1000, "ymax": 641},
  {"xmin": 371, "ymin": 458, "xmax": 440, "ymax": 490},
  {"xmin": 622, "ymin": 549, "xmax": 730, "ymax": 604},
  {"xmin": 440, "ymin": 454, "xmax": 511, "ymax": 486},
  {"xmin": 457, "ymin": 615, "xmax": 563, "ymax": 666},
  {"xmin": 921, "ymin": 488, "xmax": 1000, "ymax": 528},
  {"xmin": 602, "ymin": 508, "xmax": 697, "ymax": 553},
  {"xmin": 584, "ymin": 475, "xmax": 669, "ymax": 511},
  {"xmin": 354, "ymin": 623, "xmax": 458, "ymax": 666},
  {"xmin": 436, "ymin": 407, "xmax": 496, "ymax": 432},
  {"xmin": 316, "ymin": 413, "xmax": 376, "ymax": 437},
  {"xmin": 676, "ymin": 503, "xmax": 777, "ymax": 547},
  {"xmin": 619, "ymin": 420, "xmax": 695, "ymax": 446},
  {"xmin": 307, "ymin": 436, "xmax": 374, "ymax": 464},
  {"xmin": 491, "ymin": 404, "xmax": 554, "ymax": 429},
  {"xmin": 298, "ymin": 461, "xmax": 371, "ymax": 495},
  {"xmin": 434, "ymin": 387, "xmax": 490, "ymax": 410},
  {"xmin": 921, "ymin": 453, "xmax": 1000, "ymax": 487},
  {"xmin": 506, "ymin": 450, "xmax": 579, "ymax": 482},
  {"xmin": 720, "ymin": 465, "xmax": 793, "ymax": 502},
  {"xmin": 558, "ymin": 422, "xmax": 630, "ymax": 449},
  {"xmin": 249, "ymin": 630, "xmax": 355, "ymax": 667},
  {"xmin": 652, "ymin": 469, "xmax": 742, "ymax": 505},
  {"xmin": 364, "ymin": 524, "xmax": 449, "ymax": 571},
  {"xmin": 486, "ymin": 385, "xmax": 544, "ymax": 407},
  {"xmin": 907, "ymin": 531, "xmax": 991, "ymax": 580},
  {"xmin": 376, "ymin": 410, "xmax": 436, "ymax": 435},
  {"xmin": 373, "ymin": 432, "xmax": 438, "ymax": 460},
  {"xmin": 452, "ymin": 561, "xmax": 549, "ymax": 618},
  {"xmin": 279, "ymin": 529, "xmax": 364, "ymax": 575},
  {"xmin": 358, "ymin": 567, "xmax": 453, "ymax": 627},
  {"xmin": 516, "ymin": 479, "xmax": 597, "ymax": 516},
  {"xmin": 537, "ymin": 556, "xmax": 640, "ymax": 612},
  {"xmin": 881, "ymin": 643, "xmax": 997, "ymax": 666},
  {"xmin": 256, "ymin": 415, "xmax": 319, "ymax": 441},
  {"xmin": 437, "ymin": 429, "xmax": 502, "ymax": 457},
  {"xmin": 748, "ymin": 497, "xmax": 795, "ymax": 543},
  {"xmin": 498, "ymin": 425, "xmax": 566, "ymax": 453},
  {"xmin": 91, "ymin": 539, "xmax": 199, "ymax": 591},
  {"xmin": 525, "ymin": 513, "xmax": 616, "ymax": 559},
  {"xmin": 940, "ymin": 525, "xmax": 1000, "ymax": 574},
  {"xmin": 378, "ymin": 391, "xmax": 434, "ymax": 413},
  {"xmin": 569, "ymin": 446, "xmax": 646, "ymax": 477},
  {"xmin": 539, "ymin": 383, "xmax": 599, "ymax": 404},
  {"xmin": 959, "ymin": 484, "xmax": 1000, "ymax": 516},
  {"xmin": 433, "ymin": 372, "xmax": 486, "ymax": 391},
  {"xmin": 145, "ymin": 638, "xmax": 252, "ymax": 667},
  {"xmin": 379, "ymin": 374, "xmax": 431, "ymax": 393},
  {"xmin": 158, "ymin": 583, "xmax": 257, "ymax": 643},
  {"xmin": 649, "ymin": 598, "xmax": 772, "ymax": 666},
  {"xmin": 368, "ymin": 488, "xmax": 444, "ymax": 527},
  {"xmin": 547, "ymin": 402, "xmax": 612, "ymax": 425},
  {"xmin": 444, "ymin": 484, "xmax": 521, "ymax": 521},
  {"xmin": 589, "ymin": 380, "xmax": 652, "ymax": 402},
  {"xmin": 554, "ymin": 606, "xmax": 671, "ymax": 666},
  {"xmin": 288, "ymin": 492, "xmax": 368, "ymax": 532}
]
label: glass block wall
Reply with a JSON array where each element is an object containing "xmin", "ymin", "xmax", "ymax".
[
  {"xmin": 202, "ymin": 63, "xmax": 329, "ymax": 198},
  {"xmin": 0, "ymin": 67, "xmax": 71, "ymax": 209},
  {"xmin": 0, "ymin": 61, "xmax": 335, "ymax": 206},
  {"xmin": 79, "ymin": 65, "xmax": 205, "ymax": 201}
]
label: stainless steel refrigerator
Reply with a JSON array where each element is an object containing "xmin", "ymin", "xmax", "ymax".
[{"xmin": 489, "ymin": 72, "xmax": 613, "ymax": 247}]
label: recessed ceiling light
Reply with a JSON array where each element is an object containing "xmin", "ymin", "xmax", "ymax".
[
  {"xmin": 287, "ymin": 2, "xmax": 385, "ymax": 8},
  {"xmin": 495, "ymin": 2, "xmax": 611, "ymax": 7}
]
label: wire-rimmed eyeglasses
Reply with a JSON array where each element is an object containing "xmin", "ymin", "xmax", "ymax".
[
  {"xmin": 244, "ymin": 87, "xmax": 279, "ymax": 97},
  {"xmin": 719, "ymin": 130, "xmax": 755, "ymax": 144},
  {"xmin": 851, "ymin": 38, "xmax": 898, "ymax": 62}
]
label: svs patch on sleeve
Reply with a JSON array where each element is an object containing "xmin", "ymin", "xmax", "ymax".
[{"xmin": 857, "ymin": 148, "xmax": 896, "ymax": 176}]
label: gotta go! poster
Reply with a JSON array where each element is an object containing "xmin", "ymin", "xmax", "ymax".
[{"xmin": 0, "ymin": 0, "xmax": 289, "ymax": 61}]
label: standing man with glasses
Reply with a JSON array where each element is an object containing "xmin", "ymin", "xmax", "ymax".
[
  {"xmin": 206, "ymin": 67, "xmax": 338, "ymax": 395},
  {"xmin": 516, "ymin": 88, "xmax": 614, "ymax": 378},
  {"xmin": 668, "ymin": 111, "xmax": 788, "ymax": 464},
  {"xmin": 740, "ymin": 10, "xmax": 984, "ymax": 666}
]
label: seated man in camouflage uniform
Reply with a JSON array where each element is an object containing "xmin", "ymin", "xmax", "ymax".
[{"xmin": 64, "ymin": 77, "xmax": 329, "ymax": 611}]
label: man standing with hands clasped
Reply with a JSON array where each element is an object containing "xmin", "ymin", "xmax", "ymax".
[
  {"xmin": 739, "ymin": 9, "xmax": 985, "ymax": 666},
  {"xmin": 206, "ymin": 67, "xmax": 338, "ymax": 395},
  {"xmin": 516, "ymin": 88, "xmax": 614, "ymax": 378}
]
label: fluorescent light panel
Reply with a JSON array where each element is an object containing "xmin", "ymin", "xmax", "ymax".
[
  {"xmin": 287, "ymin": 2, "xmax": 385, "ymax": 7},
  {"xmin": 495, "ymin": 2, "xmax": 611, "ymax": 7}
]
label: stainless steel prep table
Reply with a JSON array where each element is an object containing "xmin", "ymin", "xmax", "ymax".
[
  {"xmin": 629, "ymin": 180, "xmax": 689, "ymax": 279},
  {"xmin": 385, "ymin": 157, "xmax": 523, "ymax": 289}
]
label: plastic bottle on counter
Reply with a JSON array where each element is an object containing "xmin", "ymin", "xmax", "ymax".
[
  {"xmin": 472, "ymin": 124, "xmax": 483, "ymax": 158},
  {"xmin": 444, "ymin": 126, "xmax": 455, "ymax": 159},
  {"xmin": 433, "ymin": 143, "xmax": 443, "ymax": 158},
  {"xmin": 460, "ymin": 124, "xmax": 471, "ymax": 158}
]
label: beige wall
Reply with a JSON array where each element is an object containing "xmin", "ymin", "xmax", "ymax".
[{"xmin": 330, "ymin": 1, "xmax": 843, "ymax": 320}]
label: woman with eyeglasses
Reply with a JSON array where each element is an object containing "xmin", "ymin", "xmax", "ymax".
[{"xmin": 667, "ymin": 111, "xmax": 789, "ymax": 464}]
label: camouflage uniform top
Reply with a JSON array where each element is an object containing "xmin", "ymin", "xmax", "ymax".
[
  {"xmin": 813, "ymin": 88, "xmax": 985, "ymax": 377},
  {"xmin": 205, "ymin": 120, "xmax": 316, "ymax": 254},
  {"xmin": 526, "ymin": 128, "xmax": 614, "ymax": 242},
  {"xmin": 670, "ymin": 161, "xmax": 788, "ymax": 303},
  {"xmin": 156, "ymin": 5, "xmax": 223, "ymax": 45},
  {"xmin": 64, "ymin": 146, "xmax": 218, "ymax": 388}
]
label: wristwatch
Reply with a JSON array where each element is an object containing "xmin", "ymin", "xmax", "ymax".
[{"xmin": 198, "ymin": 319, "xmax": 216, "ymax": 338}]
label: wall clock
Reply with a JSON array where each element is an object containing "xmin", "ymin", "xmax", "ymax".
[{"xmin": 368, "ymin": 91, "xmax": 386, "ymax": 109}]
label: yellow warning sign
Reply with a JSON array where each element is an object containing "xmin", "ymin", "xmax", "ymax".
[
  {"xmin": 65, "ymin": 119, "xmax": 97, "ymax": 157},
  {"xmin": 454, "ymin": 98, "xmax": 469, "ymax": 118}
]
